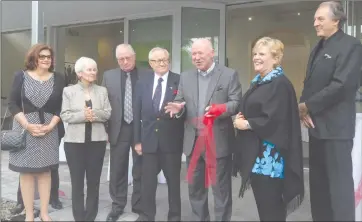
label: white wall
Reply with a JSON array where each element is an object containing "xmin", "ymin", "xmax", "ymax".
[
  {"xmin": 1, "ymin": 1, "xmax": 225, "ymax": 32},
  {"xmin": 1, "ymin": 1, "xmax": 32, "ymax": 32}
]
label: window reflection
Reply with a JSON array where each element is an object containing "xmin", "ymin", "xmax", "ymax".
[
  {"xmin": 129, "ymin": 16, "xmax": 172, "ymax": 69},
  {"xmin": 181, "ymin": 8, "xmax": 220, "ymax": 72}
]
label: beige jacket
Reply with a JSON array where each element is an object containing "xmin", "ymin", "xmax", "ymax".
[{"xmin": 60, "ymin": 82, "xmax": 111, "ymax": 143}]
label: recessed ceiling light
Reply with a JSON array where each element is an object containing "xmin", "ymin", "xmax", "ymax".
[
  {"xmin": 248, "ymin": 17, "xmax": 252, "ymax": 21},
  {"xmin": 297, "ymin": 12, "xmax": 301, "ymax": 16}
]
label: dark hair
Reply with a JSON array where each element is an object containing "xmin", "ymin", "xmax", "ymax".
[
  {"xmin": 319, "ymin": 1, "xmax": 347, "ymax": 29},
  {"xmin": 24, "ymin": 43, "xmax": 54, "ymax": 71}
]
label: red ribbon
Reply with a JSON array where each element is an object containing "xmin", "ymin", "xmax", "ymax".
[{"xmin": 186, "ymin": 104, "xmax": 227, "ymax": 188}]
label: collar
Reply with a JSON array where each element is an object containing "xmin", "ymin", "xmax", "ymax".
[
  {"xmin": 198, "ymin": 62, "xmax": 215, "ymax": 76},
  {"xmin": 322, "ymin": 29, "xmax": 343, "ymax": 46},
  {"xmin": 251, "ymin": 66, "xmax": 284, "ymax": 86},
  {"xmin": 77, "ymin": 80, "xmax": 94, "ymax": 90},
  {"xmin": 154, "ymin": 71, "xmax": 169, "ymax": 82}
]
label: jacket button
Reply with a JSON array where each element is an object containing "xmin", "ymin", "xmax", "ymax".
[
  {"xmin": 155, "ymin": 129, "xmax": 158, "ymax": 132},
  {"xmin": 157, "ymin": 118, "xmax": 160, "ymax": 121}
]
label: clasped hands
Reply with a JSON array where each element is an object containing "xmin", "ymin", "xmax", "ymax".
[
  {"xmin": 233, "ymin": 112, "xmax": 250, "ymax": 130},
  {"xmin": 84, "ymin": 106, "xmax": 97, "ymax": 122},
  {"xmin": 26, "ymin": 124, "xmax": 53, "ymax": 137}
]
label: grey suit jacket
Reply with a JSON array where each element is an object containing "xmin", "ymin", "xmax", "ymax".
[
  {"xmin": 175, "ymin": 64, "xmax": 242, "ymax": 158},
  {"xmin": 60, "ymin": 82, "xmax": 111, "ymax": 143},
  {"xmin": 102, "ymin": 67, "xmax": 148, "ymax": 146}
]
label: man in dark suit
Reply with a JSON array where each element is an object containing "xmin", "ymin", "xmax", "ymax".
[
  {"xmin": 299, "ymin": 1, "xmax": 362, "ymax": 221},
  {"xmin": 102, "ymin": 44, "xmax": 146, "ymax": 221},
  {"xmin": 165, "ymin": 38, "xmax": 242, "ymax": 221},
  {"xmin": 133, "ymin": 47, "xmax": 184, "ymax": 221}
]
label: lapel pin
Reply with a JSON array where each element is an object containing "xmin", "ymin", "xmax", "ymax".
[{"xmin": 324, "ymin": 54, "xmax": 332, "ymax": 59}]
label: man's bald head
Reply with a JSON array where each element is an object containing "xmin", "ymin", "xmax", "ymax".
[{"xmin": 191, "ymin": 38, "xmax": 215, "ymax": 71}]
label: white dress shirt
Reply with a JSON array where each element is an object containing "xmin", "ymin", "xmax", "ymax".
[
  {"xmin": 198, "ymin": 62, "xmax": 216, "ymax": 77},
  {"xmin": 152, "ymin": 72, "xmax": 169, "ymax": 111}
]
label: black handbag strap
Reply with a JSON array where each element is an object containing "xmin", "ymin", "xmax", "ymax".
[{"xmin": 1, "ymin": 71, "xmax": 25, "ymax": 130}]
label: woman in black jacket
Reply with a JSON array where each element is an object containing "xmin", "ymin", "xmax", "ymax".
[
  {"xmin": 233, "ymin": 37, "xmax": 304, "ymax": 221},
  {"xmin": 8, "ymin": 43, "xmax": 65, "ymax": 221}
]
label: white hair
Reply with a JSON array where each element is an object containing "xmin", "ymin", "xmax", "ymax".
[
  {"xmin": 148, "ymin": 47, "xmax": 169, "ymax": 60},
  {"xmin": 74, "ymin": 57, "xmax": 97, "ymax": 76},
  {"xmin": 115, "ymin": 44, "xmax": 135, "ymax": 58},
  {"xmin": 191, "ymin": 37, "xmax": 214, "ymax": 50}
]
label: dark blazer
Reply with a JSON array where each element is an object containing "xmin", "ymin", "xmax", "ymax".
[
  {"xmin": 134, "ymin": 71, "xmax": 184, "ymax": 153},
  {"xmin": 300, "ymin": 29, "xmax": 362, "ymax": 139},
  {"xmin": 102, "ymin": 67, "xmax": 148, "ymax": 146},
  {"xmin": 8, "ymin": 71, "xmax": 65, "ymax": 118}
]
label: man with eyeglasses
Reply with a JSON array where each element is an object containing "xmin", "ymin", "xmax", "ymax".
[
  {"xmin": 102, "ymin": 44, "xmax": 147, "ymax": 222},
  {"xmin": 133, "ymin": 47, "xmax": 184, "ymax": 221}
]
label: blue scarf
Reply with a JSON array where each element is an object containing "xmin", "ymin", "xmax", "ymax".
[{"xmin": 251, "ymin": 66, "xmax": 284, "ymax": 86}]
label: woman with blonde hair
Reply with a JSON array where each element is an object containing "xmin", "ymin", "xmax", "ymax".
[
  {"xmin": 233, "ymin": 37, "xmax": 304, "ymax": 221},
  {"xmin": 60, "ymin": 57, "xmax": 111, "ymax": 221}
]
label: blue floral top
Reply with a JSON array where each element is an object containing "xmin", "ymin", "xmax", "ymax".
[
  {"xmin": 250, "ymin": 66, "xmax": 285, "ymax": 179},
  {"xmin": 252, "ymin": 141, "xmax": 284, "ymax": 178}
]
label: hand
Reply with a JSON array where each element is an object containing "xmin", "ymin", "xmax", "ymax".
[
  {"xmin": 164, "ymin": 102, "xmax": 186, "ymax": 117},
  {"xmin": 298, "ymin": 102, "xmax": 308, "ymax": 118},
  {"xmin": 85, "ymin": 107, "xmax": 96, "ymax": 122},
  {"xmin": 135, "ymin": 143, "xmax": 142, "ymax": 155},
  {"xmin": 235, "ymin": 112, "xmax": 245, "ymax": 120},
  {"xmin": 39, "ymin": 124, "xmax": 53, "ymax": 135},
  {"xmin": 27, "ymin": 124, "xmax": 45, "ymax": 137},
  {"xmin": 234, "ymin": 118, "xmax": 249, "ymax": 130},
  {"xmin": 302, "ymin": 114, "xmax": 315, "ymax": 129},
  {"xmin": 204, "ymin": 106, "xmax": 215, "ymax": 118},
  {"xmin": 204, "ymin": 106, "xmax": 214, "ymax": 118}
]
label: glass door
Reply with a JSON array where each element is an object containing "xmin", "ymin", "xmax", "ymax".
[
  {"xmin": 180, "ymin": 5, "xmax": 226, "ymax": 72},
  {"xmin": 128, "ymin": 15, "xmax": 173, "ymax": 69}
]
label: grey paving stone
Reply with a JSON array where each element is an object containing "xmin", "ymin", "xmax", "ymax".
[{"xmin": 1, "ymin": 150, "xmax": 312, "ymax": 221}]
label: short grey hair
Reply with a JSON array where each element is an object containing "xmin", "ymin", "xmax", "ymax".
[
  {"xmin": 148, "ymin": 47, "xmax": 169, "ymax": 60},
  {"xmin": 115, "ymin": 44, "xmax": 135, "ymax": 58},
  {"xmin": 319, "ymin": 1, "xmax": 347, "ymax": 29},
  {"xmin": 74, "ymin": 57, "xmax": 97, "ymax": 75},
  {"xmin": 192, "ymin": 38, "xmax": 214, "ymax": 51}
]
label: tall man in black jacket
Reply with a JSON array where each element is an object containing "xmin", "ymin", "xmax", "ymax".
[
  {"xmin": 299, "ymin": 1, "xmax": 362, "ymax": 221},
  {"xmin": 133, "ymin": 47, "xmax": 184, "ymax": 221}
]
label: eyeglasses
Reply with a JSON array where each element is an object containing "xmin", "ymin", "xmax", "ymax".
[
  {"xmin": 39, "ymin": 55, "xmax": 52, "ymax": 60},
  {"xmin": 150, "ymin": 59, "xmax": 169, "ymax": 64}
]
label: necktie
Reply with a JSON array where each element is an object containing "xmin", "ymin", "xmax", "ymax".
[
  {"xmin": 153, "ymin": 77, "xmax": 163, "ymax": 113},
  {"xmin": 124, "ymin": 72, "xmax": 133, "ymax": 123}
]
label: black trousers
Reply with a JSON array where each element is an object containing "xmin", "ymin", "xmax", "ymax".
[
  {"xmin": 251, "ymin": 174, "xmax": 286, "ymax": 221},
  {"xmin": 17, "ymin": 168, "xmax": 60, "ymax": 205},
  {"xmin": 64, "ymin": 141, "xmax": 106, "ymax": 222},
  {"xmin": 141, "ymin": 152, "xmax": 182, "ymax": 221},
  {"xmin": 309, "ymin": 136, "xmax": 355, "ymax": 221},
  {"xmin": 109, "ymin": 122, "xmax": 142, "ymax": 213},
  {"xmin": 186, "ymin": 154, "xmax": 232, "ymax": 221}
]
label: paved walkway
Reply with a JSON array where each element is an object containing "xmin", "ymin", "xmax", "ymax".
[{"xmin": 1, "ymin": 150, "xmax": 312, "ymax": 221}]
